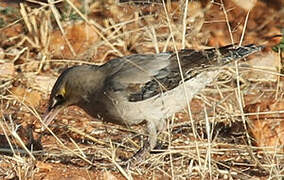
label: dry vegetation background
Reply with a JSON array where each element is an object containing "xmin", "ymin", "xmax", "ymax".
[{"xmin": 0, "ymin": 0, "xmax": 283, "ymax": 179}]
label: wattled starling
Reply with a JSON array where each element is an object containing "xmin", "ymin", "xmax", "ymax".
[{"xmin": 43, "ymin": 44, "xmax": 263, "ymax": 163}]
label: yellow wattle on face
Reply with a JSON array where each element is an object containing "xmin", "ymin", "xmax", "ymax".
[
  {"xmin": 43, "ymin": 85, "xmax": 68, "ymax": 129},
  {"xmin": 42, "ymin": 65, "xmax": 103, "ymax": 130}
]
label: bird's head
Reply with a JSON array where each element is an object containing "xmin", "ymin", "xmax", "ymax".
[{"xmin": 42, "ymin": 65, "xmax": 105, "ymax": 128}]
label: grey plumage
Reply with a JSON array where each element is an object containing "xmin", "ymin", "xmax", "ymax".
[{"xmin": 44, "ymin": 44, "xmax": 263, "ymax": 163}]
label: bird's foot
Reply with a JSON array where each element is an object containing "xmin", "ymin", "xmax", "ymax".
[{"xmin": 119, "ymin": 140, "xmax": 151, "ymax": 168}]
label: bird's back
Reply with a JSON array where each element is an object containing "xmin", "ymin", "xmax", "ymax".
[
  {"xmin": 92, "ymin": 44, "xmax": 263, "ymax": 125},
  {"xmin": 104, "ymin": 44, "xmax": 262, "ymax": 102}
]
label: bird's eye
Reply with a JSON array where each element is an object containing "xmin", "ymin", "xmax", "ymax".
[
  {"xmin": 48, "ymin": 94, "xmax": 65, "ymax": 111},
  {"xmin": 55, "ymin": 94, "xmax": 64, "ymax": 101}
]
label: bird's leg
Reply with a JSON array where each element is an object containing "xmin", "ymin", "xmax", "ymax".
[
  {"xmin": 122, "ymin": 120, "xmax": 157, "ymax": 166},
  {"xmin": 146, "ymin": 120, "xmax": 158, "ymax": 150},
  {"xmin": 152, "ymin": 119, "xmax": 167, "ymax": 151},
  {"xmin": 133, "ymin": 120, "xmax": 157, "ymax": 161}
]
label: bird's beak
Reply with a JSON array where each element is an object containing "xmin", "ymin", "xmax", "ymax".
[{"xmin": 41, "ymin": 106, "xmax": 63, "ymax": 131}]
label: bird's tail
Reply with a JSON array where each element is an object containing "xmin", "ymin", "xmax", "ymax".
[
  {"xmin": 175, "ymin": 44, "xmax": 264, "ymax": 71},
  {"xmin": 215, "ymin": 44, "xmax": 264, "ymax": 65}
]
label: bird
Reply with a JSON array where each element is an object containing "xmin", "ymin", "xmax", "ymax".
[{"xmin": 43, "ymin": 44, "xmax": 263, "ymax": 164}]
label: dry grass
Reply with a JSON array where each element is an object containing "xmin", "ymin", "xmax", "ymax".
[{"xmin": 0, "ymin": 0, "xmax": 283, "ymax": 179}]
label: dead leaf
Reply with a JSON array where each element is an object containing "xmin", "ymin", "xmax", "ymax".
[
  {"xmin": 1, "ymin": 23, "xmax": 23, "ymax": 39},
  {"xmin": 244, "ymin": 99, "xmax": 284, "ymax": 152},
  {"xmin": 243, "ymin": 52, "xmax": 279, "ymax": 82},
  {"xmin": 0, "ymin": 48, "xmax": 4, "ymax": 59},
  {"xmin": 36, "ymin": 161, "xmax": 53, "ymax": 173},
  {"xmin": 0, "ymin": 62, "xmax": 15, "ymax": 77},
  {"xmin": 103, "ymin": 171, "xmax": 118, "ymax": 180},
  {"xmin": 231, "ymin": 0, "xmax": 257, "ymax": 11},
  {"xmin": 49, "ymin": 22, "xmax": 99, "ymax": 59},
  {"xmin": 11, "ymin": 87, "xmax": 42, "ymax": 107},
  {"xmin": 26, "ymin": 74, "xmax": 57, "ymax": 93}
]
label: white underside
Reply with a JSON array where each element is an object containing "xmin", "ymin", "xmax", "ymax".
[{"xmin": 104, "ymin": 70, "xmax": 219, "ymax": 127}]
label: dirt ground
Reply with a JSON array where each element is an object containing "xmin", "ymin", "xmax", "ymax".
[{"xmin": 0, "ymin": 0, "xmax": 283, "ymax": 179}]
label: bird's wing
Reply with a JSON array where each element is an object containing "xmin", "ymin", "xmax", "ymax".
[
  {"xmin": 103, "ymin": 52, "xmax": 172, "ymax": 92},
  {"xmin": 104, "ymin": 44, "xmax": 263, "ymax": 102}
]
